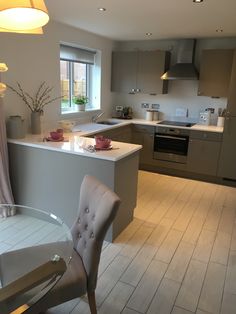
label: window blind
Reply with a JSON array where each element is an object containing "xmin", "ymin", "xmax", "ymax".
[{"xmin": 60, "ymin": 45, "xmax": 96, "ymax": 65}]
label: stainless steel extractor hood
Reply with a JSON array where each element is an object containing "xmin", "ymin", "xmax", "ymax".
[{"xmin": 161, "ymin": 39, "xmax": 199, "ymax": 80}]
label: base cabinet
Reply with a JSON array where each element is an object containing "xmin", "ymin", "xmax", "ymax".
[
  {"xmin": 93, "ymin": 123, "xmax": 225, "ymax": 181},
  {"xmin": 93, "ymin": 125, "xmax": 132, "ymax": 143},
  {"xmin": 187, "ymin": 131, "xmax": 222, "ymax": 176},
  {"xmin": 218, "ymin": 117, "xmax": 236, "ymax": 180},
  {"xmin": 131, "ymin": 125, "xmax": 155, "ymax": 165},
  {"xmin": 8, "ymin": 143, "xmax": 139, "ymax": 242}
]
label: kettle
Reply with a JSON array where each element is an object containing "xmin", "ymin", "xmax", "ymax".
[{"xmin": 7, "ymin": 115, "xmax": 25, "ymax": 139}]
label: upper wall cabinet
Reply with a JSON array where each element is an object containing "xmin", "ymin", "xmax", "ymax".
[
  {"xmin": 111, "ymin": 50, "xmax": 170, "ymax": 95},
  {"xmin": 198, "ymin": 49, "xmax": 234, "ymax": 98},
  {"xmin": 227, "ymin": 50, "xmax": 236, "ymax": 115}
]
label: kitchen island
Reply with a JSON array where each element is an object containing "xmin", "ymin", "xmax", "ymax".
[{"xmin": 8, "ymin": 134, "xmax": 141, "ymax": 242}]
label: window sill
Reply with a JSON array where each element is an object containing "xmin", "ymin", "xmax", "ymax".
[{"xmin": 60, "ymin": 108, "xmax": 101, "ymax": 119}]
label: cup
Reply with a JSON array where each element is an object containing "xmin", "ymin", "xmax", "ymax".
[
  {"xmin": 50, "ymin": 131, "xmax": 61, "ymax": 140},
  {"xmin": 95, "ymin": 136, "xmax": 111, "ymax": 148}
]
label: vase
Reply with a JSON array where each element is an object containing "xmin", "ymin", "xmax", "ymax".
[
  {"xmin": 78, "ymin": 104, "xmax": 85, "ymax": 111},
  {"xmin": 7, "ymin": 115, "xmax": 25, "ymax": 139},
  {"xmin": 31, "ymin": 111, "xmax": 41, "ymax": 134}
]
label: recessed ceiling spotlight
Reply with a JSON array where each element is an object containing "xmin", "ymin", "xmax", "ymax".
[
  {"xmin": 98, "ymin": 7, "xmax": 106, "ymax": 11},
  {"xmin": 146, "ymin": 32, "xmax": 152, "ymax": 36},
  {"xmin": 193, "ymin": 0, "xmax": 203, "ymax": 3}
]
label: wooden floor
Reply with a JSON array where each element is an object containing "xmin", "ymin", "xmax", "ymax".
[{"xmin": 2, "ymin": 171, "xmax": 236, "ymax": 313}]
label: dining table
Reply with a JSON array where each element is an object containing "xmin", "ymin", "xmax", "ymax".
[{"xmin": 0, "ymin": 204, "xmax": 73, "ymax": 314}]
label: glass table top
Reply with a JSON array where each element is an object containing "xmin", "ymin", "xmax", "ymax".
[{"xmin": 0, "ymin": 204, "xmax": 73, "ymax": 314}]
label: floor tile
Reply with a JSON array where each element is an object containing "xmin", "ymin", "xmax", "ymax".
[
  {"xmin": 164, "ymin": 241, "xmax": 195, "ymax": 283},
  {"xmin": 198, "ymin": 262, "xmax": 226, "ymax": 314},
  {"xmin": 147, "ymin": 278, "xmax": 180, "ymax": 314},
  {"xmin": 175, "ymin": 260, "xmax": 207, "ymax": 312},
  {"xmin": 127, "ymin": 260, "xmax": 167, "ymax": 313}
]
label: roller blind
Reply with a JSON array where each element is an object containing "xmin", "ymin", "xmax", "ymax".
[{"xmin": 60, "ymin": 45, "xmax": 96, "ymax": 65}]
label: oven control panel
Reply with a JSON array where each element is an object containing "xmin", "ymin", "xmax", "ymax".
[{"xmin": 155, "ymin": 126, "xmax": 190, "ymax": 136}]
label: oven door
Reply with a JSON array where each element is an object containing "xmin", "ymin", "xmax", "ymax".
[{"xmin": 154, "ymin": 133, "xmax": 189, "ymax": 163}]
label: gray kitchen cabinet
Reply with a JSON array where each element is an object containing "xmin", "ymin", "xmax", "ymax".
[
  {"xmin": 131, "ymin": 125, "xmax": 155, "ymax": 165},
  {"xmin": 111, "ymin": 51, "xmax": 137, "ymax": 94},
  {"xmin": 94, "ymin": 125, "xmax": 132, "ymax": 143},
  {"xmin": 111, "ymin": 50, "xmax": 169, "ymax": 94},
  {"xmin": 198, "ymin": 49, "xmax": 234, "ymax": 97},
  {"xmin": 226, "ymin": 50, "xmax": 236, "ymax": 115},
  {"xmin": 217, "ymin": 51, "xmax": 236, "ymax": 180},
  {"xmin": 218, "ymin": 117, "xmax": 236, "ymax": 180},
  {"xmin": 187, "ymin": 131, "xmax": 222, "ymax": 176}
]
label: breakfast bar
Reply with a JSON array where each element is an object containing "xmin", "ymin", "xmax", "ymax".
[{"xmin": 8, "ymin": 134, "xmax": 141, "ymax": 242}]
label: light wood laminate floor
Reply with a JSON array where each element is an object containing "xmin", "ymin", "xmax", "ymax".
[{"xmin": 2, "ymin": 171, "xmax": 236, "ymax": 314}]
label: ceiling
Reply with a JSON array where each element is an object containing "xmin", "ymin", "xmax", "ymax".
[{"xmin": 45, "ymin": 0, "xmax": 236, "ymax": 41}]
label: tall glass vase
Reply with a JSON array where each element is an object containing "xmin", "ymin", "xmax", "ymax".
[{"xmin": 31, "ymin": 111, "xmax": 41, "ymax": 134}]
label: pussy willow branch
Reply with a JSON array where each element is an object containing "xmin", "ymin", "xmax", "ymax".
[
  {"xmin": 7, "ymin": 82, "xmax": 63, "ymax": 112},
  {"xmin": 42, "ymin": 95, "xmax": 64, "ymax": 108},
  {"xmin": 35, "ymin": 82, "xmax": 45, "ymax": 105}
]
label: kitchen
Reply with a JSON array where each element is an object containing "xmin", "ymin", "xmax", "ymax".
[{"xmin": 0, "ymin": 1, "xmax": 236, "ymax": 313}]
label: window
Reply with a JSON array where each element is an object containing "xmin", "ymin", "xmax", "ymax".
[{"xmin": 60, "ymin": 45, "xmax": 101, "ymax": 114}]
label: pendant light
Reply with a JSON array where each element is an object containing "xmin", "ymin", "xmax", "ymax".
[
  {"xmin": 0, "ymin": 0, "xmax": 49, "ymax": 34},
  {"xmin": 0, "ymin": 63, "xmax": 8, "ymax": 97}
]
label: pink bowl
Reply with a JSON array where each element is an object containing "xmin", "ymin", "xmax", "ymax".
[
  {"xmin": 95, "ymin": 136, "xmax": 111, "ymax": 149},
  {"xmin": 50, "ymin": 131, "xmax": 62, "ymax": 140}
]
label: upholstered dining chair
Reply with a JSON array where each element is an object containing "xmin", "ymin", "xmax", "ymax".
[{"xmin": 0, "ymin": 175, "xmax": 121, "ymax": 314}]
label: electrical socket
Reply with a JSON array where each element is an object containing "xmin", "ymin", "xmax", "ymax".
[
  {"xmin": 152, "ymin": 103, "xmax": 160, "ymax": 109},
  {"xmin": 141, "ymin": 103, "xmax": 149, "ymax": 108},
  {"xmin": 116, "ymin": 105, "xmax": 123, "ymax": 111}
]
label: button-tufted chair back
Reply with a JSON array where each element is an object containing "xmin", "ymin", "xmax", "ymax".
[{"xmin": 71, "ymin": 175, "xmax": 120, "ymax": 293}]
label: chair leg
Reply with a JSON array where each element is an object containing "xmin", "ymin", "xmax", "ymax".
[{"xmin": 87, "ymin": 291, "xmax": 97, "ymax": 314}]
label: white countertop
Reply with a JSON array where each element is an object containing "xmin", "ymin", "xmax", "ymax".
[
  {"xmin": 8, "ymin": 134, "xmax": 142, "ymax": 162},
  {"xmin": 129, "ymin": 119, "xmax": 224, "ymax": 132},
  {"xmin": 72, "ymin": 118, "xmax": 224, "ymax": 133},
  {"xmin": 7, "ymin": 118, "xmax": 223, "ymax": 161}
]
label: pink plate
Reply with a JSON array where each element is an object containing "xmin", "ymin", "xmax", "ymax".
[
  {"xmin": 46, "ymin": 136, "xmax": 64, "ymax": 142},
  {"xmin": 94, "ymin": 145, "xmax": 112, "ymax": 151}
]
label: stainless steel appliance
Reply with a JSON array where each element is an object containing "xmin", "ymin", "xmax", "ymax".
[
  {"xmin": 161, "ymin": 39, "xmax": 199, "ymax": 80},
  {"xmin": 154, "ymin": 125, "xmax": 192, "ymax": 164},
  {"xmin": 157, "ymin": 120, "xmax": 196, "ymax": 127}
]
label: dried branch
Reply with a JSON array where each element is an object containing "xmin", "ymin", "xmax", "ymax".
[{"xmin": 6, "ymin": 82, "xmax": 63, "ymax": 113}]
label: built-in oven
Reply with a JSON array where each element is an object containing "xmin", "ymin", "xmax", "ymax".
[{"xmin": 154, "ymin": 126, "xmax": 190, "ymax": 164}]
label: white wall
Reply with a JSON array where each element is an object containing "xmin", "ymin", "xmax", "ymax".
[
  {"xmin": 1, "ymin": 26, "xmax": 236, "ymax": 130},
  {"xmin": 0, "ymin": 21, "xmax": 115, "ymax": 132},
  {"xmin": 112, "ymin": 37, "xmax": 236, "ymax": 123}
]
